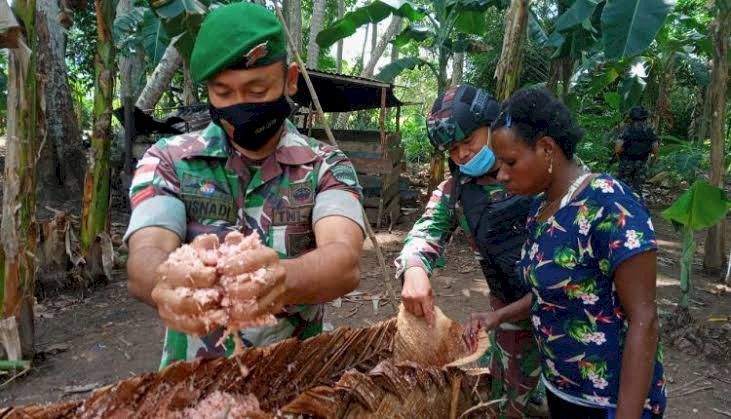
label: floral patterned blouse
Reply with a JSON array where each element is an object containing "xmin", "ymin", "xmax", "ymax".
[{"xmin": 520, "ymin": 174, "xmax": 666, "ymax": 415}]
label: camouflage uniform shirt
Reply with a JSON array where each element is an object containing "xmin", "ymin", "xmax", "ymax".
[
  {"xmin": 395, "ymin": 173, "xmax": 509, "ymax": 279},
  {"xmin": 125, "ymin": 120, "xmax": 364, "ymax": 368}
]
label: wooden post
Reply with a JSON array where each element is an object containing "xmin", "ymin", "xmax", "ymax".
[
  {"xmin": 379, "ymin": 87, "xmax": 387, "ymax": 147},
  {"xmin": 276, "ymin": 6, "xmax": 398, "ymax": 313},
  {"xmin": 123, "ymin": 95, "xmax": 135, "ymax": 177}
]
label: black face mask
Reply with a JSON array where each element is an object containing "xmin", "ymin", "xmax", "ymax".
[{"xmin": 209, "ymin": 94, "xmax": 292, "ymax": 151}]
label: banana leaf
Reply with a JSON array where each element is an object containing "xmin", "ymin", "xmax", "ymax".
[
  {"xmin": 660, "ymin": 180, "xmax": 731, "ymax": 232},
  {"xmin": 661, "ymin": 180, "xmax": 730, "ymax": 309},
  {"xmin": 600, "ymin": 0, "xmax": 675, "ymax": 60},
  {"xmin": 554, "ymin": 0, "xmax": 600, "ymax": 33},
  {"xmin": 375, "ymin": 56, "xmax": 436, "ymax": 82}
]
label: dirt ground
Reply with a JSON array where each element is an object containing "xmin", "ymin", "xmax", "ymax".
[{"xmin": 2, "ymin": 202, "xmax": 731, "ymax": 418}]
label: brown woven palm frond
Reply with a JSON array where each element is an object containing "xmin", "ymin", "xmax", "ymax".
[
  {"xmin": 282, "ymin": 360, "xmax": 492, "ymax": 419},
  {"xmin": 3, "ymin": 319, "xmax": 397, "ymax": 419}
]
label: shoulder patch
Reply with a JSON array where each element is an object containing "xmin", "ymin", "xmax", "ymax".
[{"xmin": 331, "ymin": 164, "xmax": 358, "ymax": 187}]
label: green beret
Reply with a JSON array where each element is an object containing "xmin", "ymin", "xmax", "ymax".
[{"xmin": 191, "ymin": 2, "xmax": 286, "ymax": 83}]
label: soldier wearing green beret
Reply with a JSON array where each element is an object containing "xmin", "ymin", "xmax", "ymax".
[{"xmin": 124, "ymin": 2, "xmax": 365, "ymax": 368}]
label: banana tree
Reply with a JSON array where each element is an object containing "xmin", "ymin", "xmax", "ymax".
[
  {"xmin": 529, "ymin": 0, "xmax": 676, "ymax": 110},
  {"xmin": 661, "ymin": 180, "xmax": 730, "ymax": 310},
  {"xmin": 1, "ymin": 0, "xmax": 42, "ymax": 364},
  {"xmin": 80, "ymin": 0, "xmax": 115, "ymax": 264},
  {"xmin": 317, "ymin": 0, "xmax": 493, "ymax": 95}
]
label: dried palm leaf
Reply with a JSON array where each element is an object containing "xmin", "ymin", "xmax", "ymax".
[{"xmin": 282, "ymin": 360, "xmax": 491, "ymax": 418}]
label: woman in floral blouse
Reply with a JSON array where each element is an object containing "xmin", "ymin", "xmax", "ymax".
[{"xmin": 489, "ymin": 88, "xmax": 666, "ymax": 418}]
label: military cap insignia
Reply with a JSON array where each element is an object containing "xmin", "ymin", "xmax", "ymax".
[{"xmin": 245, "ymin": 41, "xmax": 269, "ymax": 67}]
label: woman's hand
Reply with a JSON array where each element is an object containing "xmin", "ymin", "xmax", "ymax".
[{"xmin": 463, "ymin": 311, "xmax": 503, "ymax": 352}]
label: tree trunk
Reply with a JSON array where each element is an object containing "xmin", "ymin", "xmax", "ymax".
[
  {"xmin": 702, "ymin": 6, "xmax": 730, "ymax": 278},
  {"xmin": 135, "ymin": 45, "xmax": 182, "ymax": 111},
  {"xmin": 494, "ymin": 0, "xmax": 528, "ymax": 101},
  {"xmin": 336, "ymin": 18, "xmax": 401, "ymax": 128},
  {"xmin": 182, "ymin": 60, "xmax": 197, "ymax": 106},
  {"xmin": 371, "ymin": 23, "xmax": 377, "ymax": 57},
  {"xmin": 688, "ymin": 86, "xmax": 708, "ymax": 142},
  {"xmin": 359, "ymin": 23, "xmax": 369, "ymax": 72},
  {"xmin": 1, "ymin": 0, "xmax": 42, "ymax": 360},
  {"xmin": 80, "ymin": 0, "xmax": 115, "ymax": 263},
  {"xmin": 362, "ymin": 17, "xmax": 402, "ymax": 78},
  {"xmin": 306, "ymin": 0, "xmax": 326, "ymax": 69},
  {"xmin": 336, "ymin": 0, "xmax": 344, "ymax": 73},
  {"xmin": 116, "ymin": 0, "xmax": 145, "ymax": 100},
  {"xmin": 547, "ymin": 57, "xmax": 573, "ymax": 99},
  {"xmin": 452, "ymin": 52, "xmax": 464, "ymax": 87},
  {"xmin": 35, "ymin": 0, "xmax": 85, "ymax": 208},
  {"xmin": 652, "ymin": 58, "xmax": 675, "ymax": 133},
  {"xmin": 284, "ymin": 0, "xmax": 302, "ymax": 55}
]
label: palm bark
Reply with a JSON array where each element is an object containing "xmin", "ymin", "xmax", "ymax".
[{"xmin": 702, "ymin": 4, "xmax": 730, "ymax": 277}]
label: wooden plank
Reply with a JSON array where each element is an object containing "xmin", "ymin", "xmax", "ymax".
[
  {"xmin": 350, "ymin": 157, "xmax": 399, "ymax": 175},
  {"xmin": 310, "ymin": 128, "xmax": 382, "ymax": 144},
  {"xmin": 359, "ymin": 171, "xmax": 400, "ymax": 190}
]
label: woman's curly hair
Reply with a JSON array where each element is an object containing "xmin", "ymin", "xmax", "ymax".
[{"xmin": 491, "ymin": 88, "xmax": 584, "ymax": 159}]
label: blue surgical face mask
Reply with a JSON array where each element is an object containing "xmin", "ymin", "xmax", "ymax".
[{"xmin": 458, "ymin": 146, "xmax": 496, "ymax": 177}]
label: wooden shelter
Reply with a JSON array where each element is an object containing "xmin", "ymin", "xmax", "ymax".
[{"xmin": 291, "ymin": 69, "xmax": 410, "ymax": 229}]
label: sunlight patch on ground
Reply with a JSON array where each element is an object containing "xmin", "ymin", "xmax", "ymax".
[
  {"xmin": 362, "ymin": 231, "xmax": 405, "ymax": 250},
  {"xmin": 656, "ymin": 272, "xmax": 680, "ymax": 288},
  {"xmin": 657, "ymin": 239, "xmax": 682, "ymax": 251}
]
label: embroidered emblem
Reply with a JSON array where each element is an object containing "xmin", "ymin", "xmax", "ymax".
[{"xmin": 245, "ymin": 41, "xmax": 269, "ymax": 67}]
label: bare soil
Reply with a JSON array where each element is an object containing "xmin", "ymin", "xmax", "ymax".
[{"xmin": 1, "ymin": 199, "xmax": 731, "ymax": 418}]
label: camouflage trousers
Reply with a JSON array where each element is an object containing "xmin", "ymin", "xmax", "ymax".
[
  {"xmin": 618, "ymin": 159, "xmax": 648, "ymax": 194},
  {"xmin": 479, "ymin": 297, "xmax": 545, "ymax": 418}
]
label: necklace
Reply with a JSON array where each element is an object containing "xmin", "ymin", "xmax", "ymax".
[{"xmin": 537, "ymin": 172, "xmax": 592, "ymax": 220}]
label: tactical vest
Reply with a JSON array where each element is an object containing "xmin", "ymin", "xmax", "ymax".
[
  {"xmin": 449, "ymin": 175, "xmax": 532, "ymax": 304},
  {"xmin": 621, "ymin": 123, "xmax": 655, "ymax": 161}
]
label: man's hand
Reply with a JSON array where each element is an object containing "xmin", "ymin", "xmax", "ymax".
[
  {"xmin": 462, "ymin": 311, "xmax": 503, "ymax": 352},
  {"xmin": 220, "ymin": 244, "xmax": 288, "ymax": 324},
  {"xmin": 151, "ymin": 234, "xmax": 289, "ymax": 336},
  {"xmin": 401, "ymin": 267, "xmax": 435, "ymax": 326}
]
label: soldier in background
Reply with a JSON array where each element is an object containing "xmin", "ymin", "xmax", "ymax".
[{"xmin": 615, "ymin": 106, "xmax": 659, "ymax": 194}]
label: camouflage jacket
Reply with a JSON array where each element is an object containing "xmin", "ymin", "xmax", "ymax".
[
  {"xmin": 394, "ymin": 173, "xmax": 508, "ymax": 279},
  {"xmin": 125, "ymin": 120, "xmax": 364, "ymax": 368}
]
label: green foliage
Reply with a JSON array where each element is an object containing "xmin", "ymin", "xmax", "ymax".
[
  {"xmin": 113, "ymin": 7, "xmax": 170, "ymax": 66},
  {"xmin": 653, "ymin": 135, "xmax": 709, "ymax": 181},
  {"xmin": 376, "ymin": 57, "xmax": 435, "ymax": 82},
  {"xmin": 400, "ymin": 113, "xmax": 433, "ymax": 163},
  {"xmin": 661, "ymin": 180, "xmax": 730, "ymax": 308},
  {"xmin": 601, "ymin": 0, "xmax": 675, "ymax": 60},
  {"xmin": 315, "ymin": 0, "xmax": 426, "ymax": 48}
]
